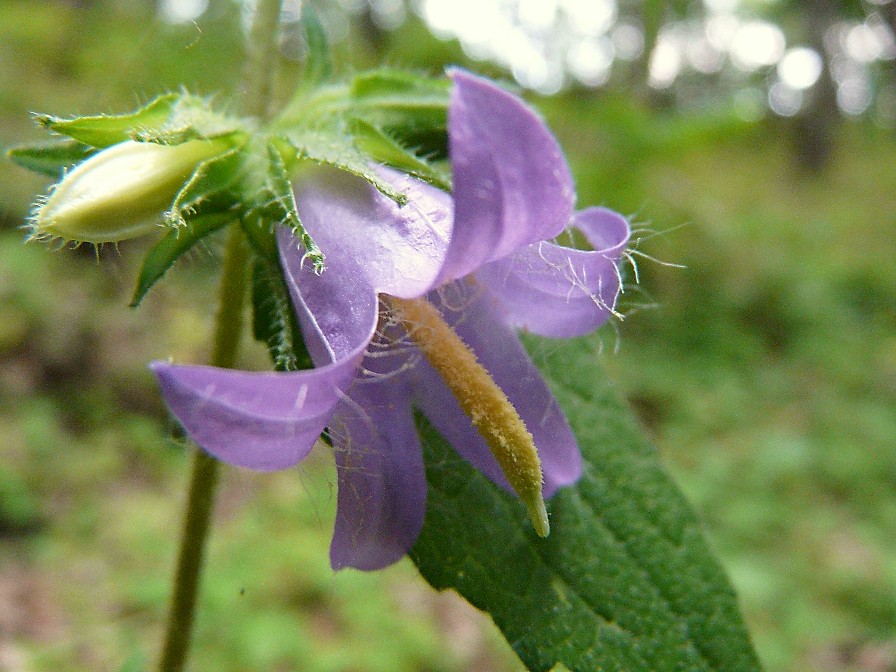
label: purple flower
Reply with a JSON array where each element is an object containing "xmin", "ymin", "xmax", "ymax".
[{"xmin": 151, "ymin": 71, "xmax": 630, "ymax": 571}]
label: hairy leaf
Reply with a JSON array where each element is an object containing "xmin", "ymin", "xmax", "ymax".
[
  {"xmin": 240, "ymin": 141, "xmax": 325, "ymax": 271},
  {"xmin": 167, "ymin": 148, "xmax": 244, "ymax": 228},
  {"xmin": 36, "ymin": 93, "xmax": 244, "ymax": 148},
  {"xmin": 410, "ymin": 336, "xmax": 762, "ymax": 672},
  {"xmin": 6, "ymin": 140, "xmax": 96, "ymax": 177}
]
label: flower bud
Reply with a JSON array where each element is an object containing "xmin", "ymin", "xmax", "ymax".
[{"xmin": 30, "ymin": 138, "xmax": 232, "ymax": 243}]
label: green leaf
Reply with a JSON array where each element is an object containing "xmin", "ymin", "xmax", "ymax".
[
  {"xmin": 130, "ymin": 211, "xmax": 232, "ymax": 307},
  {"xmin": 352, "ymin": 68, "xmax": 448, "ymax": 96},
  {"xmin": 124, "ymin": 102, "xmax": 246, "ymax": 146},
  {"xmin": 410, "ymin": 336, "xmax": 762, "ymax": 672},
  {"xmin": 251, "ymin": 256, "xmax": 312, "ymax": 372},
  {"xmin": 272, "ymin": 69, "xmax": 449, "ymax": 187},
  {"xmin": 35, "ymin": 93, "xmax": 179, "ymax": 147},
  {"xmin": 6, "ymin": 139, "xmax": 96, "ymax": 177},
  {"xmin": 349, "ymin": 118, "xmax": 451, "ymax": 192},
  {"xmin": 265, "ymin": 142, "xmax": 324, "ymax": 272}
]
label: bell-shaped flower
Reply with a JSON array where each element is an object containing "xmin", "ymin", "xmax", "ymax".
[{"xmin": 151, "ymin": 71, "xmax": 630, "ymax": 571}]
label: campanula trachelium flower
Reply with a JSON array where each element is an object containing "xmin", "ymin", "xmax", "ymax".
[{"xmin": 152, "ymin": 71, "xmax": 630, "ymax": 570}]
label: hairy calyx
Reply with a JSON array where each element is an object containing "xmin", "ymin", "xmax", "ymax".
[{"xmin": 385, "ymin": 295, "xmax": 549, "ymax": 537}]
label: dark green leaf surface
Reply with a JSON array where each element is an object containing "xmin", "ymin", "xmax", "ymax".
[
  {"xmin": 6, "ymin": 140, "xmax": 96, "ymax": 177},
  {"xmin": 410, "ymin": 336, "xmax": 762, "ymax": 672}
]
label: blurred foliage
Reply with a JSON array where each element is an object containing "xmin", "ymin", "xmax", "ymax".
[{"xmin": 2, "ymin": 1, "xmax": 895, "ymax": 671}]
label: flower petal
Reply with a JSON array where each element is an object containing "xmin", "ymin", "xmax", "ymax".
[
  {"xmin": 280, "ymin": 168, "xmax": 453, "ymax": 366},
  {"xmin": 291, "ymin": 167, "xmax": 451, "ymax": 298},
  {"xmin": 436, "ymin": 70, "xmax": 576, "ymax": 285},
  {"xmin": 476, "ymin": 207, "xmax": 631, "ymax": 338},
  {"xmin": 150, "ymin": 357, "xmax": 361, "ymax": 470},
  {"xmin": 412, "ymin": 282, "xmax": 582, "ymax": 498},
  {"xmin": 328, "ymin": 378, "xmax": 426, "ymax": 571}
]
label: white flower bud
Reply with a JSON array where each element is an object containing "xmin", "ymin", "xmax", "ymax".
[{"xmin": 31, "ymin": 138, "xmax": 231, "ymax": 243}]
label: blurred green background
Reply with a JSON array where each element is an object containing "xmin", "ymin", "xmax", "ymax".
[{"xmin": 1, "ymin": 1, "xmax": 895, "ymax": 670}]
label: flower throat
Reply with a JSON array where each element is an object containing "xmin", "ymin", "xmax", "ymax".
[{"xmin": 385, "ymin": 295, "xmax": 549, "ymax": 537}]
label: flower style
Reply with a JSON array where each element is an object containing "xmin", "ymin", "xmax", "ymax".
[{"xmin": 151, "ymin": 71, "xmax": 630, "ymax": 571}]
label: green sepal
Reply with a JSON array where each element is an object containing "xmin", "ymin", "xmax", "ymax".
[
  {"xmin": 131, "ymin": 127, "xmax": 244, "ymax": 146},
  {"xmin": 240, "ymin": 140, "xmax": 324, "ymax": 272},
  {"xmin": 350, "ymin": 68, "xmax": 449, "ymax": 134},
  {"xmin": 166, "ymin": 148, "xmax": 245, "ymax": 228},
  {"xmin": 264, "ymin": 142, "xmax": 324, "ymax": 272},
  {"xmin": 130, "ymin": 211, "xmax": 232, "ymax": 307},
  {"xmin": 251, "ymin": 256, "xmax": 313, "ymax": 372},
  {"xmin": 298, "ymin": 4, "xmax": 332, "ymax": 86},
  {"xmin": 284, "ymin": 122, "xmax": 408, "ymax": 206},
  {"xmin": 122, "ymin": 97, "xmax": 246, "ymax": 145},
  {"xmin": 272, "ymin": 67, "xmax": 450, "ymax": 194},
  {"xmin": 35, "ymin": 94, "xmax": 179, "ymax": 147},
  {"xmin": 349, "ymin": 118, "xmax": 451, "ymax": 192},
  {"xmin": 351, "ymin": 68, "xmax": 450, "ymax": 97},
  {"xmin": 410, "ymin": 336, "xmax": 762, "ymax": 672},
  {"xmin": 35, "ymin": 93, "xmax": 246, "ymax": 149},
  {"xmin": 6, "ymin": 139, "xmax": 97, "ymax": 178}
]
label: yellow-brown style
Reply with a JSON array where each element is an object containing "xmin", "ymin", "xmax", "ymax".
[{"xmin": 386, "ymin": 295, "xmax": 549, "ymax": 537}]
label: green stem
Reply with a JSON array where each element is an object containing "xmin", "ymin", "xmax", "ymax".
[
  {"xmin": 157, "ymin": 226, "xmax": 249, "ymax": 672},
  {"xmin": 157, "ymin": 1, "xmax": 284, "ymax": 670}
]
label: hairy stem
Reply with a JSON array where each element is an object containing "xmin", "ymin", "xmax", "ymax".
[
  {"xmin": 157, "ymin": 1, "xmax": 283, "ymax": 670},
  {"xmin": 157, "ymin": 226, "xmax": 250, "ymax": 672}
]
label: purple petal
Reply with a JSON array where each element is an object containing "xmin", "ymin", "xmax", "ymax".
[
  {"xmin": 477, "ymin": 207, "xmax": 631, "ymax": 338},
  {"xmin": 412, "ymin": 282, "xmax": 582, "ymax": 498},
  {"xmin": 575, "ymin": 206, "xmax": 631, "ymax": 256},
  {"xmin": 436, "ymin": 70, "xmax": 576, "ymax": 285},
  {"xmin": 150, "ymin": 357, "xmax": 362, "ymax": 470},
  {"xmin": 279, "ymin": 168, "xmax": 453, "ymax": 365},
  {"xmin": 328, "ymin": 378, "xmax": 426, "ymax": 571}
]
